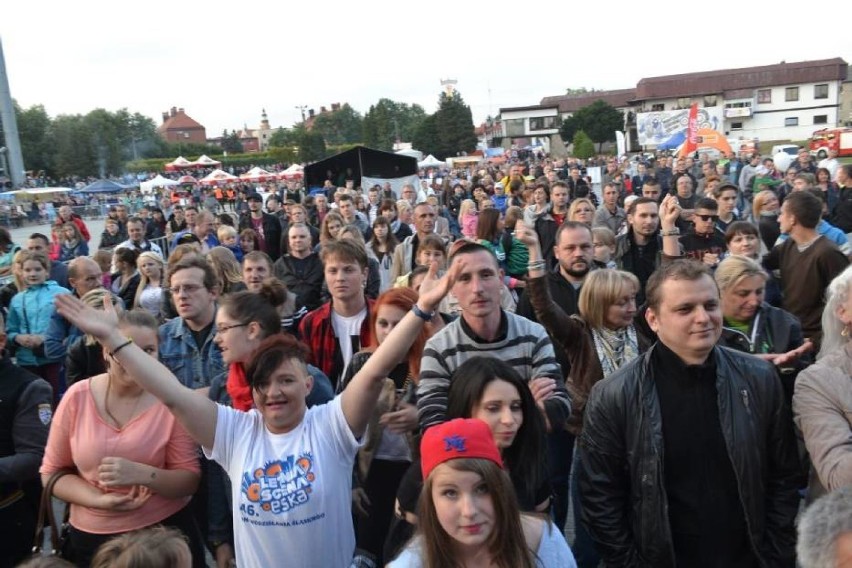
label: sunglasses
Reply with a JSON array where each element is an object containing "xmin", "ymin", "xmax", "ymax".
[{"xmin": 695, "ymin": 214, "xmax": 719, "ymax": 222}]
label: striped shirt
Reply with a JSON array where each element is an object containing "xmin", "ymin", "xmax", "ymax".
[{"xmin": 417, "ymin": 310, "xmax": 570, "ymax": 430}]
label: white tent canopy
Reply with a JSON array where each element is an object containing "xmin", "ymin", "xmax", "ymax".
[
  {"xmin": 199, "ymin": 169, "xmax": 238, "ymax": 186},
  {"xmin": 140, "ymin": 174, "xmax": 180, "ymax": 194},
  {"xmin": 239, "ymin": 167, "xmax": 277, "ymax": 182},
  {"xmin": 192, "ymin": 154, "xmax": 222, "ymax": 167},
  {"xmin": 418, "ymin": 154, "xmax": 445, "ymax": 169},
  {"xmin": 395, "ymin": 148, "xmax": 423, "ymax": 161}
]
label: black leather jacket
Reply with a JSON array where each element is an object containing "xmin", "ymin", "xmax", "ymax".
[{"xmin": 578, "ymin": 344, "xmax": 800, "ymax": 567}]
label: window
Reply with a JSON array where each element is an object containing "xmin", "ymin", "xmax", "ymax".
[
  {"xmin": 814, "ymin": 115, "xmax": 828, "ymax": 125},
  {"xmin": 784, "ymin": 117, "xmax": 799, "ymax": 127},
  {"xmin": 814, "ymin": 84, "xmax": 829, "ymax": 99},
  {"xmin": 703, "ymin": 95, "xmax": 717, "ymax": 107},
  {"xmin": 785, "ymin": 87, "xmax": 799, "ymax": 102},
  {"xmin": 651, "ymin": 103, "xmax": 665, "ymax": 112},
  {"xmin": 677, "ymin": 97, "xmax": 691, "ymax": 108},
  {"xmin": 529, "ymin": 116, "xmax": 557, "ymax": 131},
  {"xmin": 731, "ymin": 122, "xmax": 743, "ymax": 131},
  {"xmin": 757, "ymin": 89, "xmax": 772, "ymax": 103}
]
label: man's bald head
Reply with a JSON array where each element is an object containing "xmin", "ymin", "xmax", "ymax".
[{"xmin": 68, "ymin": 257, "xmax": 103, "ymax": 296}]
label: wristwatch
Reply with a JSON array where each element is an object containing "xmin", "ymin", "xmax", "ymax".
[{"xmin": 411, "ymin": 304, "xmax": 435, "ymax": 322}]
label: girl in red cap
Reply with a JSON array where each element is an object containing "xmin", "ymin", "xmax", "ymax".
[{"xmin": 388, "ymin": 418, "xmax": 576, "ymax": 568}]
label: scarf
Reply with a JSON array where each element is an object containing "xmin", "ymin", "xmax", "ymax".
[
  {"xmin": 592, "ymin": 325, "xmax": 639, "ymax": 378},
  {"xmin": 226, "ymin": 362, "xmax": 255, "ymax": 411}
]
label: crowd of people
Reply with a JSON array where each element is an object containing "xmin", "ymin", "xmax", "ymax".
[{"xmin": 1, "ymin": 149, "xmax": 851, "ymax": 568}]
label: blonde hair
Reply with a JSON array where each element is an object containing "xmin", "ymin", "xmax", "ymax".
[
  {"xmin": 133, "ymin": 252, "xmax": 164, "ymax": 310},
  {"xmin": 217, "ymin": 225, "xmax": 237, "ymax": 243},
  {"xmin": 458, "ymin": 199, "xmax": 477, "ymax": 219},
  {"xmin": 714, "ymin": 255, "xmax": 767, "ymax": 293},
  {"xmin": 819, "ymin": 264, "xmax": 852, "ymax": 359},
  {"xmin": 568, "ymin": 198, "xmax": 595, "ymax": 223},
  {"xmin": 578, "ymin": 269, "xmax": 639, "ymax": 329},
  {"xmin": 591, "ymin": 226, "xmax": 616, "ymax": 247},
  {"xmin": 90, "ymin": 526, "xmax": 191, "ymax": 568},
  {"xmin": 207, "ymin": 246, "xmax": 244, "ymax": 294},
  {"xmin": 752, "ymin": 189, "xmax": 778, "ymax": 221}
]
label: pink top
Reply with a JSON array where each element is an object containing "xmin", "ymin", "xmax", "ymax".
[
  {"xmin": 462, "ymin": 212, "xmax": 478, "ymax": 238},
  {"xmin": 40, "ymin": 380, "xmax": 200, "ymax": 534}
]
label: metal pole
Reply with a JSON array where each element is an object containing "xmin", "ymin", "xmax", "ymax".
[{"xmin": 0, "ymin": 37, "xmax": 25, "ymax": 189}]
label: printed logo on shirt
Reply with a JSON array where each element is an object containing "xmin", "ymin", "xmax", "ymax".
[
  {"xmin": 241, "ymin": 453, "xmax": 315, "ymax": 515},
  {"xmin": 37, "ymin": 403, "xmax": 52, "ymax": 425}
]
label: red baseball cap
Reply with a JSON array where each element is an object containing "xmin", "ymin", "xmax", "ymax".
[{"xmin": 420, "ymin": 418, "xmax": 503, "ymax": 479}]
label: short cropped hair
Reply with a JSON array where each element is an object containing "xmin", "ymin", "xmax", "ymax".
[
  {"xmin": 168, "ymin": 255, "xmax": 218, "ymax": 292},
  {"xmin": 783, "ymin": 191, "xmax": 822, "ymax": 229},
  {"xmin": 645, "ymin": 259, "xmax": 716, "ymax": 311}
]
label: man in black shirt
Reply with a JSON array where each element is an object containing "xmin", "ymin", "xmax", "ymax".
[{"xmin": 578, "ymin": 260, "xmax": 801, "ymax": 567}]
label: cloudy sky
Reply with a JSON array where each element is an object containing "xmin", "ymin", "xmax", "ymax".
[{"xmin": 2, "ymin": 1, "xmax": 850, "ymax": 137}]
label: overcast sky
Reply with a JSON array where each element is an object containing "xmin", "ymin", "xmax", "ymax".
[{"xmin": 3, "ymin": 1, "xmax": 850, "ymax": 139}]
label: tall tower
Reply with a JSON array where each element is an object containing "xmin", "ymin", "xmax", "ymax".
[
  {"xmin": 260, "ymin": 108, "xmax": 270, "ymax": 130},
  {"xmin": 440, "ymin": 78, "xmax": 458, "ymax": 98},
  {"xmin": 0, "ymin": 37, "xmax": 25, "ymax": 189}
]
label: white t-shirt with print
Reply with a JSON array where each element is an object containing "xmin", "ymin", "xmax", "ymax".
[
  {"xmin": 205, "ymin": 396, "xmax": 361, "ymax": 568},
  {"xmin": 331, "ymin": 307, "xmax": 367, "ymax": 373}
]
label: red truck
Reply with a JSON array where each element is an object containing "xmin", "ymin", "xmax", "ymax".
[{"xmin": 809, "ymin": 128, "xmax": 852, "ymax": 159}]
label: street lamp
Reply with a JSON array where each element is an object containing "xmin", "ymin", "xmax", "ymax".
[{"xmin": 295, "ymin": 105, "xmax": 307, "ymax": 123}]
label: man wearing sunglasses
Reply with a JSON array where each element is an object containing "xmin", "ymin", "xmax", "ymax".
[{"xmin": 679, "ymin": 197, "xmax": 726, "ymax": 267}]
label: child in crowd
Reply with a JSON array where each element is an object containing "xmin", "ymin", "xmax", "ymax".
[
  {"xmin": 591, "ymin": 226, "xmax": 617, "ymax": 269},
  {"xmin": 217, "ymin": 225, "xmax": 243, "ymax": 262}
]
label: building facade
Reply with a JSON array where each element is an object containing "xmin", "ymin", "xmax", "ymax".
[{"xmin": 157, "ymin": 107, "xmax": 207, "ymax": 144}]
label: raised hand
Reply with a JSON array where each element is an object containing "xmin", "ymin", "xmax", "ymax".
[
  {"xmin": 513, "ymin": 222, "xmax": 540, "ymax": 248},
  {"xmin": 660, "ymin": 195, "xmax": 681, "ymax": 230},
  {"xmin": 418, "ymin": 258, "xmax": 459, "ymax": 313},
  {"xmin": 54, "ymin": 293, "xmax": 118, "ymax": 342}
]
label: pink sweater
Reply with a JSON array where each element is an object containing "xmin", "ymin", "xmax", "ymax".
[
  {"xmin": 462, "ymin": 212, "xmax": 478, "ymax": 238},
  {"xmin": 41, "ymin": 380, "xmax": 199, "ymax": 534}
]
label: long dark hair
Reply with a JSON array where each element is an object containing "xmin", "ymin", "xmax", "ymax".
[
  {"xmin": 475, "ymin": 208, "xmax": 502, "ymax": 242},
  {"xmin": 446, "ymin": 357, "xmax": 548, "ymax": 511},
  {"xmin": 368, "ymin": 216, "xmax": 398, "ymax": 257}
]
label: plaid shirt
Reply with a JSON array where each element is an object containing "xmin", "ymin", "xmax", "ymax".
[{"xmin": 298, "ymin": 298, "xmax": 374, "ymax": 390}]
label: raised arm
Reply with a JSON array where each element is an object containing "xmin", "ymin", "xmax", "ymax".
[
  {"xmin": 53, "ymin": 294, "xmax": 218, "ymax": 449},
  {"xmin": 341, "ymin": 260, "xmax": 457, "ymax": 438}
]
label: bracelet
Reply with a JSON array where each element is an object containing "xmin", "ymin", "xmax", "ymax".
[
  {"xmin": 527, "ymin": 261, "xmax": 546, "ymax": 270},
  {"xmin": 411, "ymin": 304, "xmax": 435, "ymax": 322},
  {"xmin": 660, "ymin": 228, "xmax": 680, "ymax": 237},
  {"xmin": 109, "ymin": 338, "xmax": 133, "ymax": 357}
]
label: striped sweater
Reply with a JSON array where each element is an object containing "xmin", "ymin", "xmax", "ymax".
[{"xmin": 417, "ymin": 311, "xmax": 570, "ymax": 430}]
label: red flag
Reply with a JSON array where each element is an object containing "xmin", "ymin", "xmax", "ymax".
[{"xmin": 682, "ymin": 103, "xmax": 699, "ymax": 156}]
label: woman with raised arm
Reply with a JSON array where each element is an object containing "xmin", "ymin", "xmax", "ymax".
[{"xmin": 54, "ymin": 260, "xmax": 459, "ymax": 568}]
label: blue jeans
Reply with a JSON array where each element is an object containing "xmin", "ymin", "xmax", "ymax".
[{"xmin": 571, "ymin": 450, "xmax": 601, "ymax": 568}]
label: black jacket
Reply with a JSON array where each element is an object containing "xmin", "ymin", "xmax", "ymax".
[
  {"xmin": 718, "ymin": 303, "xmax": 809, "ymax": 406},
  {"xmin": 578, "ymin": 344, "xmax": 800, "ymax": 567},
  {"xmin": 273, "ymin": 253, "xmax": 325, "ymax": 312},
  {"xmin": 238, "ymin": 212, "xmax": 282, "ymax": 261}
]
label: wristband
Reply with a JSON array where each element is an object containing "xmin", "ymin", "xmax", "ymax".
[
  {"xmin": 660, "ymin": 228, "xmax": 680, "ymax": 237},
  {"xmin": 411, "ymin": 304, "xmax": 435, "ymax": 322},
  {"xmin": 109, "ymin": 338, "xmax": 133, "ymax": 357}
]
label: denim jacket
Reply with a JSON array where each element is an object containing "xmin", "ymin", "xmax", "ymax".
[{"xmin": 158, "ymin": 316, "xmax": 225, "ymax": 389}]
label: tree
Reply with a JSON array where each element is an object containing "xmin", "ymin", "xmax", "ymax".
[
  {"xmin": 311, "ymin": 104, "xmax": 363, "ymax": 146},
  {"xmin": 564, "ymin": 87, "xmax": 591, "ymax": 96},
  {"xmin": 432, "ymin": 90, "xmax": 477, "ymax": 160},
  {"xmin": 412, "ymin": 114, "xmax": 439, "ymax": 157},
  {"xmin": 363, "ymin": 98, "xmax": 427, "ymax": 151},
  {"xmin": 221, "ymin": 130, "xmax": 244, "ymax": 154},
  {"xmin": 572, "ymin": 130, "xmax": 595, "ymax": 160},
  {"xmin": 15, "ymin": 103, "xmax": 55, "ymax": 176},
  {"xmin": 559, "ymin": 100, "xmax": 624, "ymax": 153},
  {"xmin": 295, "ymin": 127, "xmax": 326, "ymax": 163},
  {"xmin": 268, "ymin": 127, "xmax": 299, "ymax": 149}
]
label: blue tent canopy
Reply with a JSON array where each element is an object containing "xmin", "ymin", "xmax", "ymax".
[{"xmin": 78, "ymin": 179, "xmax": 130, "ymax": 194}]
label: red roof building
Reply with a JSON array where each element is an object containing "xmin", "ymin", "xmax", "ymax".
[{"xmin": 157, "ymin": 107, "xmax": 207, "ymax": 144}]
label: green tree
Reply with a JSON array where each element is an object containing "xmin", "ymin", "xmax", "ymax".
[
  {"xmin": 52, "ymin": 114, "xmax": 97, "ymax": 177},
  {"xmin": 559, "ymin": 100, "xmax": 624, "ymax": 153},
  {"xmin": 221, "ymin": 130, "xmax": 244, "ymax": 154},
  {"xmin": 412, "ymin": 114, "xmax": 439, "ymax": 157},
  {"xmin": 16, "ymin": 103, "xmax": 55, "ymax": 176},
  {"xmin": 572, "ymin": 130, "xmax": 595, "ymax": 160},
  {"xmin": 297, "ymin": 129, "xmax": 326, "ymax": 163},
  {"xmin": 311, "ymin": 104, "xmax": 363, "ymax": 146},
  {"xmin": 268, "ymin": 127, "xmax": 299, "ymax": 149},
  {"xmin": 432, "ymin": 90, "xmax": 477, "ymax": 160},
  {"xmin": 564, "ymin": 87, "xmax": 591, "ymax": 96},
  {"xmin": 363, "ymin": 98, "xmax": 427, "ymax": 151}
]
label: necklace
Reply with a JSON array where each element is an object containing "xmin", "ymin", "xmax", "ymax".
[{"xmin": 103, "ymin": 374, "xmax": 144, "ymax": 430}]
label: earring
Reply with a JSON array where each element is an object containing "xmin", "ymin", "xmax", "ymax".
[{"xmin": 842, "ymin": 324, "xmax": 849, "ymax": 337}]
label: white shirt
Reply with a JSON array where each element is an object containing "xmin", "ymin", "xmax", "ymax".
[
  {"xmin": 331, "ymin": 307, "xmax": 367, "ymax": 376},
  {"xmin": 818, "ymin": 157, "xmax": 839, "ymax": 180},
  {"xmin": 205, "ymin": 397, "xmax": 361, "ymax": 568}
]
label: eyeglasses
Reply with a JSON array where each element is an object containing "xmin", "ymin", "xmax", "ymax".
[
  {"xmin": 695, "ymin": 214, "xmax": 719, "ymax": 222},
  {"xmin": 216, "ymin": 322, "xmax": 249, "ymax": 334},
  {"xmin": 168, "ymin": 283, "xmax": 205, "ymax": 295}
]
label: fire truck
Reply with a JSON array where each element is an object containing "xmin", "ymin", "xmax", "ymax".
[{"xmin": 809, "ymin": 128, "xmax": 852, "ymax": 159}]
